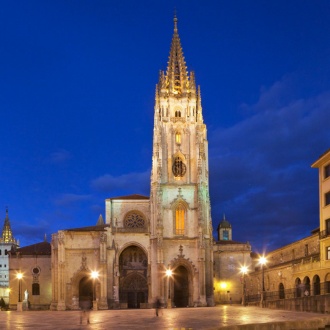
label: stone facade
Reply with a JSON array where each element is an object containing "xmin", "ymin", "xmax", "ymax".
[
  {"xmin": 50, "ymin": 16, "xmax": 215, "ymax": 311},
  {"xmin": 9, "ymin": 242, "xmax": 51, "ymax": 310},
  {"xmin": 244, "ymin": 149, "xmax": 330, "ymax": 312}
]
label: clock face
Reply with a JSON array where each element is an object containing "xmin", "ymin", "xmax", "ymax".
[{"xmin": 172, "ymin": 157, "xmax": 186, "ymax": 177}]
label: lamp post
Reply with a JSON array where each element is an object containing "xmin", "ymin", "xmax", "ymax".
[
  {"xmin": 259, "ymin": 256, "xmax": 267, "ymax": 308},
  {"xmin": 16, "ymin": 272, "xmax": 23, "ymax": 311},
  {"xmin": 91, "ymin": 271, "xmax": 99, "ymax": 310},
  {"xmin": 240, "ymin": 266, "xmax": 248, "ymax": 306},
  {"xmin": 166, "ymin": 269, "xmax": 172, "ymax": 308}
]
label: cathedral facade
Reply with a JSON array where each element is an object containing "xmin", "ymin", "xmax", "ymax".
[{"xmin": 51, "ymin": 17, "xmax": 214, "ymax": 310}]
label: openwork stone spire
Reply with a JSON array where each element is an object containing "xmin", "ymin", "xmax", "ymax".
[
  {"xmin": 0, "ymin": 208, "xmax": 18, "ymax": 244},
  {"xmin": 159, "ymin": 15, "xmax": 196, "ymax": 96}
]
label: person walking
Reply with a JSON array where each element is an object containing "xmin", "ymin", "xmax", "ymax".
[
  {"xmin": 80, "ymin": 297, "xmax": 91, "ymax": 324},
  {"xmin": 155, "ymin": 298, "xmax": 161, "ymax": 317}
]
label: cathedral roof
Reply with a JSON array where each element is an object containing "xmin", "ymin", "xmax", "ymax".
[
  {"xmin": 65, "ymin": 224, "xmax": 109, "ymax": 232},
  {"xmin": 108, "ymin": 194, "xmax": 149, "ymax": 200},
  {"xmin": 11, "ymin": 241, "xmax": 51, "ymax": 256}
]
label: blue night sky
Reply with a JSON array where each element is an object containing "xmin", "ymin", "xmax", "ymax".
[{"xmin": 1, "ymin": 1, "xmax": 330, "ymax": 253}]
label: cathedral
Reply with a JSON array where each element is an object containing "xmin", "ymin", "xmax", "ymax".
[{"xmin": 50, "ymin": 16, "xmax": 214, "ymax": 310}]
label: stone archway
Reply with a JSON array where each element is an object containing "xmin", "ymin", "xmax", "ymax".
[
  {"xmin": 173, "ymin": 265, "xmax": 189, "ymax": 308},
  {"xmin": 119, "ymin": 245, "xmax": 148, "ymax": 308},
  {"xmin": 79, "ymin": 276, "xmax": 93, "ymax": 307}
]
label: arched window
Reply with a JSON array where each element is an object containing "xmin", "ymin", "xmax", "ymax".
[
  {"xmin": 175, "ymin": 132, "xmax": 181, "ymax": 144},
  {"xmin": 32, "ymin": 283, "xmax": 40, "ymax": 295},
  {"xmin": 175, "ymin": 110, "xmax": 181, "ymax": 118},
  {"xmin": 175, "ymin": 204, "xmax": 185, "ymax": 235}
]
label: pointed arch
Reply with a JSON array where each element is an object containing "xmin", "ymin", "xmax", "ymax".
[{"xmin": 175, "ymin": 131, "xmax": 181, "ymax": 144}]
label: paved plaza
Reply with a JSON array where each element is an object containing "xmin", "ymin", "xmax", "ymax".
[{"xmin": 1, "ymin": 306, "xmax": 330, "ymax": 330}]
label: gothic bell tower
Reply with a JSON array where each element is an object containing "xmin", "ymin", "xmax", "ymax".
[{"xmin": 149, "ymin": 16, "xmax": 214, "ymax": 307}]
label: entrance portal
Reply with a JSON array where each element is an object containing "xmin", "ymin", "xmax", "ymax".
[
  {"xmin": 79, "ymin": 276, "xmax": 93, "ymax": 307},
  {"xmin": 173, "ymin": 266, "xmax": 189, "ymax": 307},
  {"xmin": 119, "ymin": 245, "xmax": 148, "ymax": 308}
]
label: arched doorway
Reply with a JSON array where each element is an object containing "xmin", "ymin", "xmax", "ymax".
[
  {"xmin": 279, "ymin": 283, "xmax": 285, "ymax": 299},
  {"xmin": 119, "ymin": 245, "xmax": 148, "ymax": 308},
  {"xmin": 325, "ymin": 273, "xmax": 330, "ymax": 293},
  {"xmin": 173, "ymin": 266, "xmax": 189, "ymax": 307},
  {"xmin": 295, "ymin": 278, "xmax": 302, "ymax": 297},
  {"xmin": 313, "ymin": 275, "xmax": 320, "ymax": 295},
  {"xmin": 79, "ymin": 276, "xmax": 93, "ymax": 305},
  {"xmin": 303, "ymin": 276, "xmax": 311, "ymax": 296}
]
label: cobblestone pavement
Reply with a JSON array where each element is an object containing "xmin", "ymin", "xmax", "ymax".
[{"xmin": 1, "ymin": 305, "xmax": 330, "ymax": 330}]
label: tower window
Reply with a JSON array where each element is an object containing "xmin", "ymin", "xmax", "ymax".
[
  {"xmin": 223, "ymin": 230, "xmax": 229, "ymax": 240},
  {"xmin": 175, "ymin": 132, "xmax": 181, "ymax": 144},
  {"xmin": 175, "ymin": 110, "xmax": 181, "ymax": 117},
  {"xmin": 175, "ymin": 204, "xmax": 185, "ymax": 235}
]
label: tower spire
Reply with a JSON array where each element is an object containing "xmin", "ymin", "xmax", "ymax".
[
  {"xmin": 165, "ymin": 14, "xmax": 188, "ymax": 95},
  {"xmin": 1, "ymin": 208, "xmax": 17, "ymax": 244}
]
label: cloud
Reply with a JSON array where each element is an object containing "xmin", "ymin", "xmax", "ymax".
[
  {"xmin": 91, "ymin": 170, "xmax": 150, "ymax": 195},
  {"xmin": 209, "ymin": 76, "xmax": 330, "ymax": 252},
  {"xmin": 54, "ymin": 193, "xmax": 92, "ymax": 206},
  {"xmin": 48, "ymin": 149, "xmax": 72, "ymax": 164}
]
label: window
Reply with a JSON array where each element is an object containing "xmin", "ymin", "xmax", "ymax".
[
  {"xmin": 305, "ymin": 244, "xmax": 309, "ymax": 256},
  {"xmin": 327, "ymin": 246, "xmax": 330, "ymax": 260},
  {"xmin": 124, "ymin": 212, "xmax": 145, "ymax": 228},
  {"xmin": 175, "ymin": 110, "xmax": 181, "ymax": 117},
  {"xmin": 325, "ymin": 164, "xmax": 330, "ymax": 179},
  {"xmin": 5, "ymin": 250, "xmax": 7, "ymax": 255},
  {"xmin": 326, "ymin": 219, "xmax": 330, "ymax": 236},
  {"xmin": 172, "ymin": 157, "xmax": 186, "ymax": 177},
  {"xmin": 175, "ymin": 204, "xmax": 185, "ymax": 235},
  {"xmin": 325, "ymin": 192, "xmax": 330, "ymax": 206},
  {"xmin": 32, "ymin": 283, "xmax": 40, "ymax": 295},
  {"xmin": 223, "ymin": 230, "xmax": 229, "ymax": 240},
  {"xmin": 175, "ymin": 132, "xmax": 181, "ymax": 144}
]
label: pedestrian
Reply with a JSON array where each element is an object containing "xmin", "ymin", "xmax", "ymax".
[
  {"xmin": 80, "ymin": 298, "xmax": 91, "ymax": 324},
  {"xmin": 155, "ymin": 298, "xmax": 161, "ymax": 317}
]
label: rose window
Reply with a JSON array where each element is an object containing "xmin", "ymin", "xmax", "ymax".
[{"xmin": 124, "ymin": 212, "xmax": 145, "ymax": 228}]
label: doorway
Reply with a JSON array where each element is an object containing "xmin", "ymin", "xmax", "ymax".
[{"xmin": 173, "ymin": 266, "xmax": 189, "ymax": 307}]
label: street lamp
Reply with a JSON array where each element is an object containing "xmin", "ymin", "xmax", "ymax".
[
  {"xmin": 258, "ymin": 256, "xmax": 267, "ymax": 307},
  {"xmin": 91, "ymin": 271, "xmax": 99, "ymax": 310},
  {"xmin": 166, "ymin": 269, "xmax": 173, "ymax": 308},
  {"xmin": 16, "ymin": 273, "xmax": 23, "ymax": 303},
  {"xmin": 240, "ymin": 266, "xmax": 248, "ymax": 306}
]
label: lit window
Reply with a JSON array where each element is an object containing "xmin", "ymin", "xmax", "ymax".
[
  {"xmin": 325, "ymin": 192, "xmax": 330, "ymax": 206},
  {"xmin": 175, "ymin": 132, "xmax": 181, "ymax": 144},
  {"xmin": 175, "ymin": 204, "xmax": 185, "ymax": 235},
  {"xmin": 325, "ymin": 165, "xmax": 330, "ymax": 179}
]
